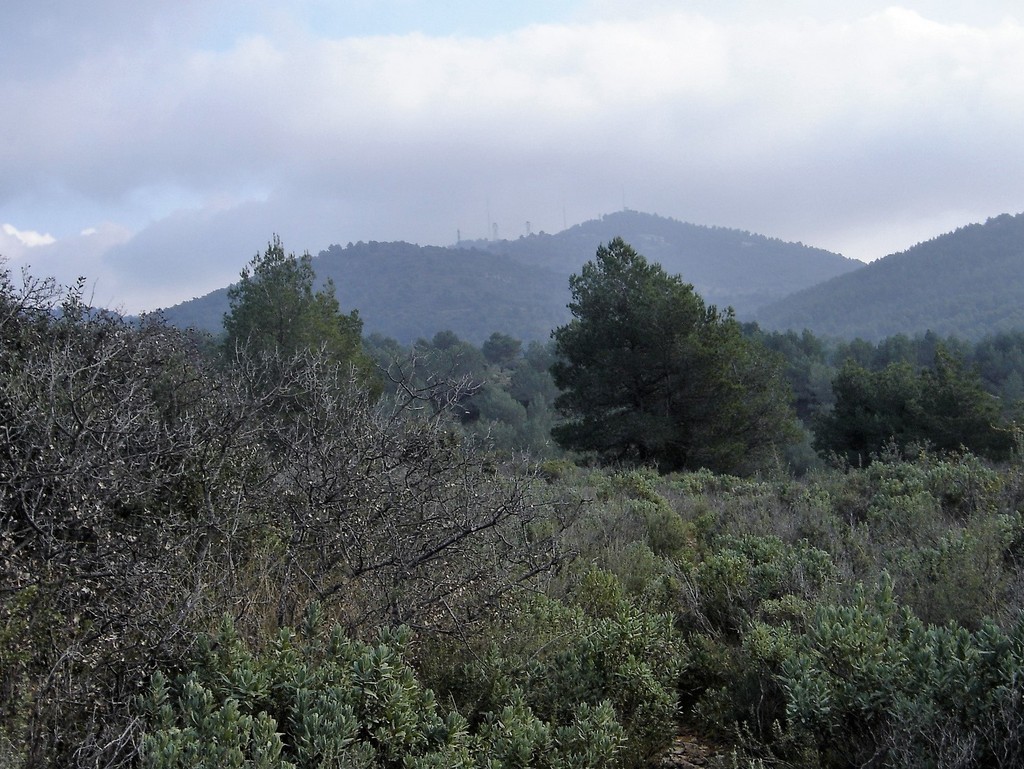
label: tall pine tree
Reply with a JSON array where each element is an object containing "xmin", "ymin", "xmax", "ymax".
[{"xmin": 550, "ymin": 238, "xmax": 796, "ymax": 474}]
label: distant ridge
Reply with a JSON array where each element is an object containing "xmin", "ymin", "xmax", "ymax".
[
  {"xmin": 158, "ymin": 242, "xmax": 570, "ymax": 344},
  {"xmin": 157, "ymin": 211, "xmax": 859, "ymax": 343},
  {"xmin": 465, "ymin": 210, "xmax": 860, "ymax": 314},
  {"xmin": 317, "ymin": 241, "xmax": 569, "ymax": 344},
  {"xmin": 754, "ymin": 213, "xmax": 1024, "ymax": 341}
]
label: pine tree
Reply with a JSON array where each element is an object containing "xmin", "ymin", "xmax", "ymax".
[{"xmin": 550, "ymin": 238, "xmax": 796, "ymax": 474}]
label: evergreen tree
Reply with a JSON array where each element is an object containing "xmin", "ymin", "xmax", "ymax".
[
  {"xmin": 815, "ymin": 349, "xmax": 1012, "ymax": 463},
  {"xmin": 482, "ymin": 331, "xmax": 523, "ymax": 367},
  {"xmin": 550, "ymin": 238, "xmax": 796, "ymax": 474},
  {"xmin": 222, "ymin": 235, "xmax": 375, "ymax": 385}
]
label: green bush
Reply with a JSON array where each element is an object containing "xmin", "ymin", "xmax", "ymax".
[
  {"xmin": 922, "ymin": 452, "xmax": 1003, "ymax": 519},
  {"xmin": 778, "ymin": 580, "xmax": 1024, "ymax": 768},
  {"xmin": 140, "ymin": 612, "xmax": 465, "ymax": 769},
  {"xmin": 896, "ymin": 529, "xmax": 1007, "ymax": 627},
  {"xmin": 687, "ymin": 535, "xmax": 835, "ymax": 635},
  {"xmin": 451, "ymin": 586, "xmax": 686, "ymax": 768},
  {"xmin": 139, "ymin": 608, "xmax": 636, "ymax": 769}
]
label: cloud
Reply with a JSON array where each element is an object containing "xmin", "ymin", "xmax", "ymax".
[
  {"xmin": 2, "ymin": 223, "xmax": 131, "ymax": 293},
  {"xmin": 2, "ymin": 223, "xmax": 56, "ymax": 247},
  {"xmin": 2, "ymin": 3, "xmax": 1024, "ymax": 312}
]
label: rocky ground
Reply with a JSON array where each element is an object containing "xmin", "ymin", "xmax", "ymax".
[{"xmin": 654, "ymin": 731, "xmax": 728, "ymax": 768}]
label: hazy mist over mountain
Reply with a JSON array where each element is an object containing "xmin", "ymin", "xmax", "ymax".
[{"xmin": 158, "ymin": 211, "xmax": 855, "ymax": 343}]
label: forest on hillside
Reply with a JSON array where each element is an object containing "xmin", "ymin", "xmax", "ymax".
[
  {"xmin": 159, "ymin": 211, "xmax": 1024, "ymax": 346},
  {"xmin": 4, "ymin": 238, "xmax": 1024, "ymax": 769},
  {"xmin": 156, "ymin": 210, "xmax": 860, "ymax": 344},
  {"xmin": 755, "ymin": 213, "xmax": 1024, "ymax": 341},
  {"xmin": 464, "ymin": 210, "xmax": 859, "ymax": 313}
]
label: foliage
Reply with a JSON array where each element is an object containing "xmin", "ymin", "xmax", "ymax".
[
  {"xmin": 446, "ymin": 585, "xmax": 686, "ymax": 768},
  {"xmin": 13, "ymin": 245, "xmax": 1024, "ymax": 769},
  {"xmin": 0, "ymin": 262, "xmax": 565, "ymax": 767},
  {"xmin": 223, "ymin": 235, "xmax": 375, "ymax": 384},
  {"xmin": 0, "ymin": 267, "xmax": 242, "ymax": 767},
  {"xmin": 139, "ymin": 610, "xmax": 628, "ymax": 769},
  {"xmin": 748, "ymin": 326, "xmax": 836, "ymax": 423},
  {"xmin": 368, "ymin": 332, "xmax": 562, "ymax": 458},
  {"xmin": 687, "ymin": 535, "xmax": 835, "ymax": 635},
  {"xmin": 749, "ymin": 326, "xmax": 1024, "ymax": 455},
  {"xmin": 780, "ymin": 580, "xmax": 1024, "ymax": 768},
  {"xmin": 236, "ymin": 346, "xmax": 567, "ymax": 634},
  {"xmin": 550, "ymin": 238, "xmax": 797, "ymax": 475},
  {"xmin": 481, "ymin": 332, "xmax": 522, "ymax": 367},
  {"xmin": 550, "ymin": 458, "xmax": 1024, "ymax": 767},
  {"xmin": 815, "ymin": 349, "xmax": 1013, "ymax": 464}
]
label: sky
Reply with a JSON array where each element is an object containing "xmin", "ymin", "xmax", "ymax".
[{"xmin": 2, "ymin": 0, "xmax": 1023, "ymax": 313}]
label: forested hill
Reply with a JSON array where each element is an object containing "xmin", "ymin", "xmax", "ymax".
[
  {"xmin": 464, "ymin": 210, "xmax": 860, "ymax": 313},
  {"xmin": 156, "ymin": 242, "xmax": 572, "ymax": 343},
  {"xmin": 755, "ymin": 212, "xmax": 1024, "ymax": 341},
  {"xmin": 157, "ymin": 211, "xmax": 858, "ymax": 343},
  {"xmin": 317, "ymin": 241, "xmax": 570, "ymax": 343}
]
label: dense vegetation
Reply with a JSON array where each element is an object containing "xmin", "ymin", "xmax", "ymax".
[
  {"xmin": 5, "ymin": 234, "xmax": 1024, "ymax": 768},
  {"xmin": 158, "ymin": 241, "xmax": 571, "ymax": 345},
  {"xmin": 814, "ymin": 350, "xmax": 1013, "ymax": 465},
  {"xmin": 755, "ymin": 212, "xmax": 1024, "ymax": 341}
]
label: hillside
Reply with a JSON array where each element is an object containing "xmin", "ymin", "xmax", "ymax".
[
  {"xmin": 466, "ymin": 210, "xmax": 860, "ymax": 313},
  {"xmin": 158, "ymin": 211, "xmax": 859, "ymax": 343},
  {"xmin": 317, "ymin": 241, "xmax": 570, "ymax": 343},
  {"xmin": 158, "ymin": 242, "xmax": 571, "ymax": 344},
  {"xmin": 755, "ymin": 213, "xmax": 1024, "ymax": 341}
]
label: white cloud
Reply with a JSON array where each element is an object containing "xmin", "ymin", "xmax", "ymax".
[{"xmin": 2, "ymin": 223, "xmax": 56, "ymax": 247}]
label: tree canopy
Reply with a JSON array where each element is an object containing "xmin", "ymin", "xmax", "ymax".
[
  {"xmin": 550, "ymin": 238, "xmax": 796, "ymax": 474},
  {"xmin": 223, "ymin": 236, "xmax": 370, "ymax": 378},
  {"xmin": 815, "ymin": 349, "xmax": 1014, "ymax": 464}
]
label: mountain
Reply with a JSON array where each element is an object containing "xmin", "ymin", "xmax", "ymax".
[
  {"xmin": 464, "ymin": 210, "xmax": 860, "ymax": 313},
  {"xmin": 158, "ymin": 241, "xmax": 570, "ymax": 344},
  {"xmin": 317, "ymin": 241, "xmax": 570, "ymax": 343},
  {"xmin": 754, "ymin": 213, "xmax": 1024, "ymax": 341},
  {"xmin": 158, "ymin": 211, "xmax": 859, "ymax": 344}
]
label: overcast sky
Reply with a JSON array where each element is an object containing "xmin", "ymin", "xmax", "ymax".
[{"xmin": 3, "ymin": 0, "xmax": 1023, "ymax": 313}]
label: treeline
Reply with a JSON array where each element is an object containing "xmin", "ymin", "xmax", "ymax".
[
  {"xmin": 753, "ymin": 326, "xmax": 1024, "ymax": 417},
  {"xmin": 363, "ymin": 318, "xmax": 1024, "ymax": 473},
  {"xmin": 364, "ymin": 329, "xmax": 562, "ymax": 460}
]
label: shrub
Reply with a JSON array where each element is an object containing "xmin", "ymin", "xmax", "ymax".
[
  {"xmin": 685, "ymin": 536, "xmax": 835, "ymax": 635},
  {"xmin": 779, "ymin": 580, "xmax": 1024, "ymax": 768},
  {"xmin": 451, "ymin": 586, "xmax": 686, "ymax": 768},
  {"xmin": 139, "ymin": 608, "xmax": 634, "ymax": 769}
]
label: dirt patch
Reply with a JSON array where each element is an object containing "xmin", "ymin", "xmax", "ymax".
[{"xmin": 653, "ymin": 730, "xmax": 728, "ymax": 768}]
